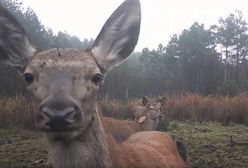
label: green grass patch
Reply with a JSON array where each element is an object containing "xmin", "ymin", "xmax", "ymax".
[
  {"xmin": 0, "ymin": 129, "xmax": 48, "ymax": 168},
  {"xmin": 0, "ymin": 122, "xmax": 247, "ymax": 168},
  {"xmin": 168, "ymin": 121, "xmax": 248, "ymax": 168}
]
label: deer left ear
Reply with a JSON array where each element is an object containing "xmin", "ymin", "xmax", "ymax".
[
  {"xmin": 91, "ymin": 0, "xmax": 141, "ymax": 72},
  {"xmin": 137, "ymin": 116, "xmax": 146, "ymax": 124},
  {"xmin": 157, "ymin": 97, "xmax": 167, "ymax": 105}
]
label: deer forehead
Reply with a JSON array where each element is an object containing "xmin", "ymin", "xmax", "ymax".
[
  {"xmin": 149, "ymin": 102, "xmax": 161, "ymax": 108},
  {"xmin": 26, "ymin": 48, "xmax": 101, "ymax": 75}
]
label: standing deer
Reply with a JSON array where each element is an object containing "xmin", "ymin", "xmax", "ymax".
[{"xmin": 1, "ymin": 0, "xmax": 186, "ymax": 168}]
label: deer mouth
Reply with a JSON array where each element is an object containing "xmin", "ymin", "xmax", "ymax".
[
  {"xmin": 45, "ymin": 129, "xmax": 83, "ymax": 142},
  {"xmin": 36, "ymin": 112, "xmax": 84, "ymax": 134},
  {"xmin": 36, "ymin": 118, "xmax": 85, "ymax": 141},
  {"xmin": 37, "ymin": 122, "xmax": 83, "ymax": 133}
]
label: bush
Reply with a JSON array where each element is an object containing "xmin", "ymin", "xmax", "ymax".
[{"xmin": 0, "ymin": 95, "xmax": 34, "ymax": 128}]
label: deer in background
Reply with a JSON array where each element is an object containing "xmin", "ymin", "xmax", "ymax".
[
  {"xmin": 103, "ymin": 97, "xmax": 166, "ymax": 143},
  {"xmin": 132, "ymin": 96, "xmax": 166, "ymax": 128},
  {"xmin": 1, "ymin": 0, "xmax": 185, "ymax": 167}
]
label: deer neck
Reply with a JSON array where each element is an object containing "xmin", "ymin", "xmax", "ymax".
[{"xmin": 46, "ymin": 106, "xmax": 111, "ymax": 168}]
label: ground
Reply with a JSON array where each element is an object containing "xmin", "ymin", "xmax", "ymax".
[
  {"xmin": 169, "ymin": 122, "xmax": 248, "ymax": 168},
  {"xmin": 0, "ymin": 122, "xmax": 247, "ymax": 168}
]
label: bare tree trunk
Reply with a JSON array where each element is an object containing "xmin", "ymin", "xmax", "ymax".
[{"xmin": 224, "ymin": 46, "xmax": 228, "ymax": 81}]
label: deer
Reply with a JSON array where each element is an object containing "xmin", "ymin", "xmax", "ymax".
[
  {"xmin": 131, "ymin": 96, "xmax": 166, "ymax": 125},
  {"xmin": 103, "ymin": 96, "xmax": 165, "ymax": 143},
  {"xmin": 104, "ymin": 96, "xmax": 187, "ymax": 161},
  {"xmin": 1, "ymin": 0, "xmax": 186, "ymax": 168}
]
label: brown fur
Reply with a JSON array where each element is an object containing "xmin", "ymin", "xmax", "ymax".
[
  {"xmin": 102, "ymin": 108, "xmax": 161, "ymax": 143},
  {"xmin": 102, "ymin": 109, "xmax": 186, "ymax": 168},
  {"xmin": 103, "ymin": 117, "xmax": 141, "ymax": 143}
]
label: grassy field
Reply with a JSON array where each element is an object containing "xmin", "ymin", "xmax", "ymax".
[
  {"xmin": 0, "ymin": 122, "xmax": 247, "ymax": 168},
  {"xmin": 169, "ymin": 122, "xmax": 248, "ymax": 168}
]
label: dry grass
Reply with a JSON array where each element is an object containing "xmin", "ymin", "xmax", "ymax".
[
  {"xmin": 0, "ymin": 93, "xmax": 248, "ymax": 129},
  {"xmin": 0, "ymin": 95, "xmax": 34, "ymax": 128},
  {"xmin": 100, "ymin": 93, "xmax": 248, "ymax": 125},
  {"xmin": 164, "ymin": 93, "xmax": 248, "ymax": 125},
  {"xmin": 98, "ymin": 99, "xmax": 134, "ymax": 119}
]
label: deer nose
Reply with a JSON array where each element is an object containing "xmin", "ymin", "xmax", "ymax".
[{"xmin": 39, "ymin": 105, "xmax": 78, "ymax": 131}]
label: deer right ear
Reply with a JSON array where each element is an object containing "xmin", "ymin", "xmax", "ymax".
[
  {"xmin": 0, "ymin": 5, "xmax": 35, "ymax": 70},
  {"xmin": 91, "ymin": 0, "xmax": 141, "ymax": 72},
  {"xmin": 142, "ymin": 96, "xmax": 149, "ymax": 106},
  {"xmin": 157, "ymin": 97, "xmax": 167, "ymax": 105}
]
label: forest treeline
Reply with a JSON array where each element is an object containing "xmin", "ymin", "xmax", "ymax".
[
  {"xmin": 1, "ymin": 0, "xmax": 248, "ymax": 100},
  {"xmin": 102, "ymin": 10, "xmax": 248, "ymax": 100}
]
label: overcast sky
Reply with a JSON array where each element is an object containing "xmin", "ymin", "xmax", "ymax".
[{"xmin": 21, "ymin": 0, "xmax": 248, "ymax": 51}]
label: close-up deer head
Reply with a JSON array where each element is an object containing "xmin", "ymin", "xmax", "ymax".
[{"xmin": 1, "ymin": 0, "xmax": 140, "ymax": 141}]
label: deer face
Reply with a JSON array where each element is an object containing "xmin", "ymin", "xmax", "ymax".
[
  {"xmin": 1, "ymin": 0, "xmax": 141, "ymax": 140},
  {"xmin": 135, "ymin": 97, "xmax": 166, "ymax": 129},
  {"xmin": 147, "ymin": 102, "xmax": 163, "ymax": 122},
  {"xmin": 24, "ymin": 49, "xmax": 103, "ymax": 138}
]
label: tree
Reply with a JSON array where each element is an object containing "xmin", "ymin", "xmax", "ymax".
[
  {"xmin": 214, "ymin": 11, "xmax": 248, "ymax": 84},
  {"xmin": 176, "ymin": 22, "xmax": 220, "ymax": 94}
]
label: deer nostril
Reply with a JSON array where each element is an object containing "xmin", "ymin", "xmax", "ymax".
[
  {"xmin": 40, "ymin": 106, "xmax": 56, "ymax": 118},
  {"xmin": 61, "ymin": 107, "xmax": 76, "ymax": 120}
]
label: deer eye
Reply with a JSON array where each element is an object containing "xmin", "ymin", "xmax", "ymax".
[
  {"xmin": 23, "ymin": 73, "xmax": 34, "ymax": 84},
  {"xmin": 91, "ymin": 73, "xmax": 103, "ymax": 85}
]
